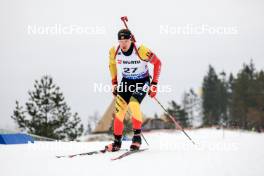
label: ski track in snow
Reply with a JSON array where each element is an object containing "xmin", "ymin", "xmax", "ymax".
[{"xmin": 0, "ymin": 128, "xmax": 264, "ymax": 176}]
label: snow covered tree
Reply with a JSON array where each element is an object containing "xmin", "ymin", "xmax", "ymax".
[
  {"xmin": 11, "ymin": 75, "xmax": 84, "ymax": 140},
  {"xmin": 85, "ymin": 111, "xmax": 100, "ymax": 135},
  {"xmin": 182, "ymin": 88, "xmax": 203, "ymax": 127}
]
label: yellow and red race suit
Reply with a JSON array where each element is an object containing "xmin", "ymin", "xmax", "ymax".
[{"xmin": 109, "ymin": 43, "xmax": 161, "ymax": 135}]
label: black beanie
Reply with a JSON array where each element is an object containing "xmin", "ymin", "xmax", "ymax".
[{"xmin": 118, "ymin": 29, "xmax": 131, "ymax": 40}]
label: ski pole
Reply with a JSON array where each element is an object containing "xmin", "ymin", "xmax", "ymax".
[
  {"xmin": 141, "ymin": 133, "xmax": 149, "ymax": 146},
  {"xmin": 120, "ymin": 16, "xmax": 136, "ymax": 42},
  {"xmin": 153, "ymin": 97, "xmax": 196, "ymax": 145}
]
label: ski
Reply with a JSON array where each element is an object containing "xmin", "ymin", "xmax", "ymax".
[
  {"xmin": 111, "ymin": 148, "xmax": 148, "ymax": 161},
  {"xmin": 56, "ymin": 148, "xmax": 128, "ymax": 158},
  {"xmin": 56, "ymin": 149, "xmax": 107, "ymax": 158}
]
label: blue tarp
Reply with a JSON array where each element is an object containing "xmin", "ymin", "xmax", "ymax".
[{"xmin": 0, "ymin": 133, "xmax": 34, "ymax": 144}]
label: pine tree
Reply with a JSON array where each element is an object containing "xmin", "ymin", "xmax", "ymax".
[
  {"xmin": 218, "ymin": 71, "xmax": 229, "ymax": 126},
  {"xmin": 202, "ymin": 65, "xmax": 220, "ymax": 126},
  {"xmin": 225, "ymin": 73, "xmax": 234, "ymax": 127},
  {"xmin": 230, "ymin": 60, "xmax": 264, "ymax": 131},
  {"xmin": 202, "ymin": 65, "xmax": 229, "ymax": 126},
  {"xmin": 11, "ymin": 75, "xmax": 84, "ymax": 140},
  {"xmin": 230, "ymin": 62, "xmax": 254, "ymax": 128},
  {"xmin": 166, "ymin": 100, "xmax": 190, "ymax": 128}
]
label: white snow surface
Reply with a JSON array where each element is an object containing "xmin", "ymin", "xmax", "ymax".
[{"xmin": 1, "ymin": 128, "xmax": 263, "ymax": 176}]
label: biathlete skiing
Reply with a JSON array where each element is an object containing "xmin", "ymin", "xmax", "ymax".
[{"xmin": 105, "ymin": 25, "xmax": 162, "ymax": 151}]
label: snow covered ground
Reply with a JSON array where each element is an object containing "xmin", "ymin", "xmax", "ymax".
[{"xmin": 1, "ymin": 128, "xmax": 264, "ymax": 176}]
